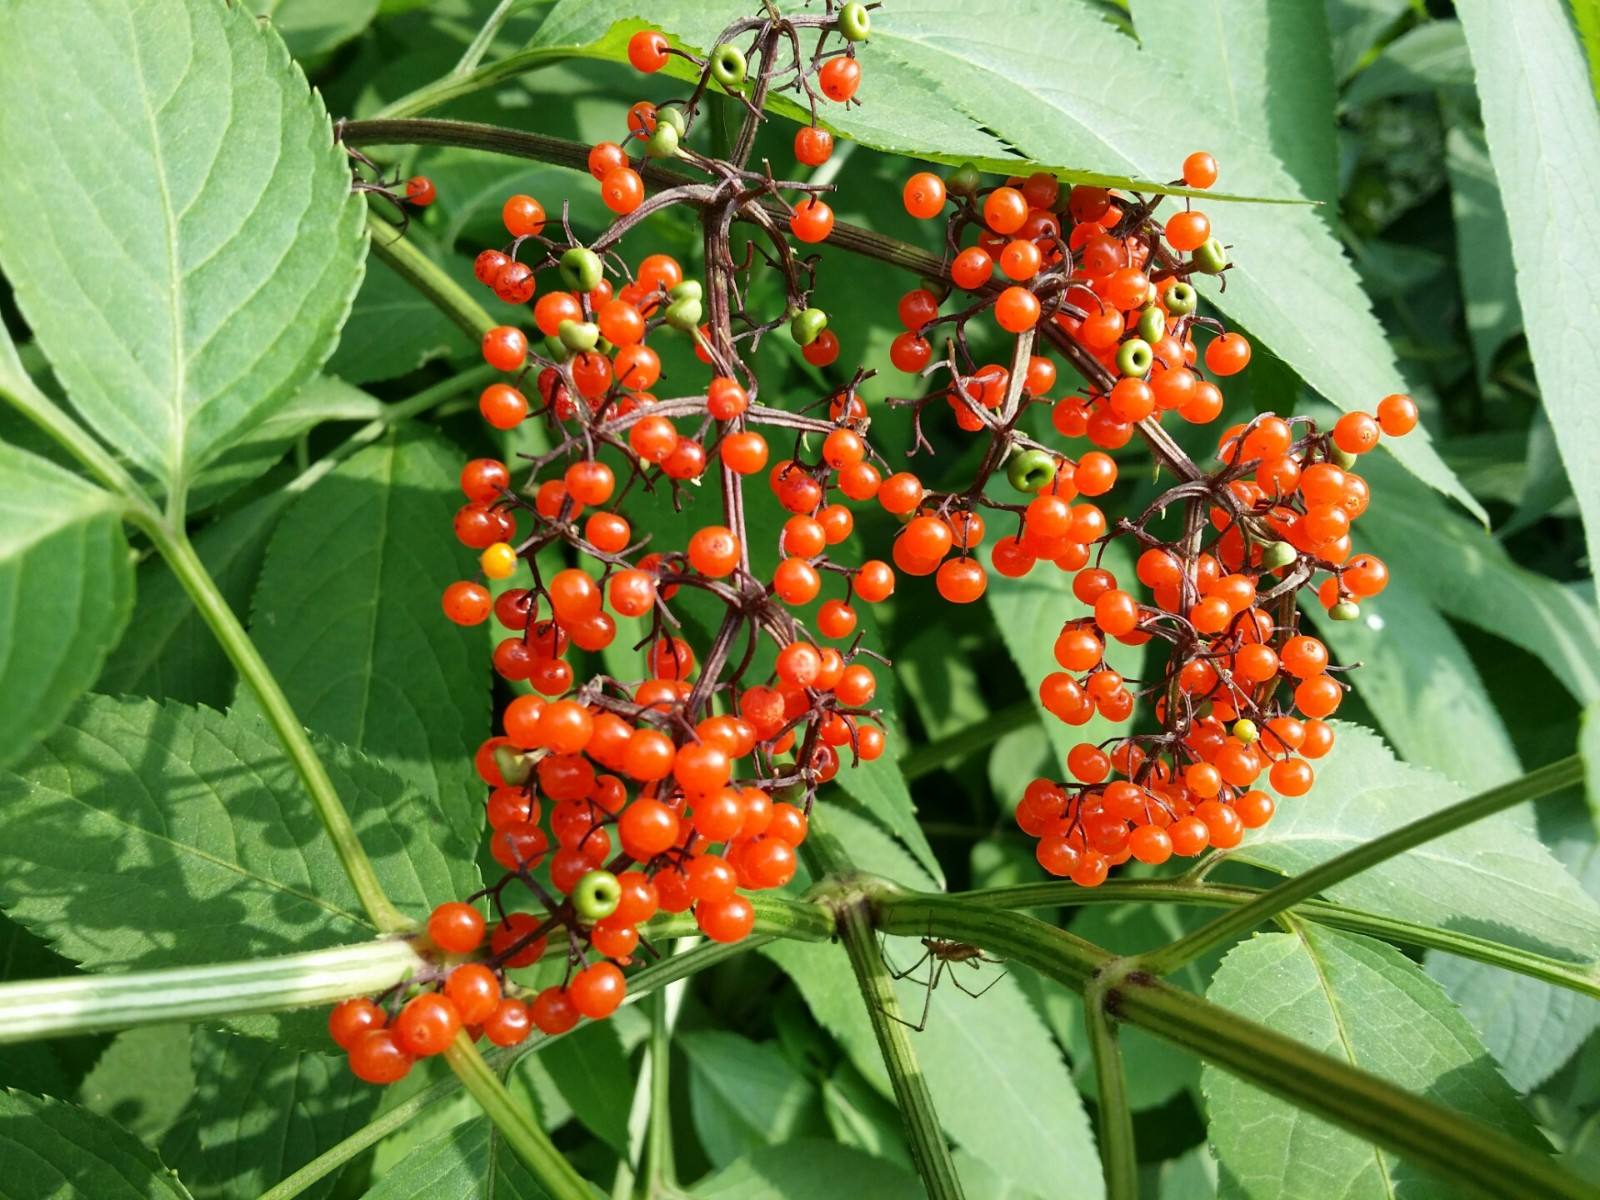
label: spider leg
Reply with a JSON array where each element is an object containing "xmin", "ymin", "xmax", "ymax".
[
  {"xmin": 948, "ymin": 961, "xmax": 1009, "ymax": 1000},
  {"xmin": 878, "ymin": 957, "xmax": 943, "ymax": 1032}
]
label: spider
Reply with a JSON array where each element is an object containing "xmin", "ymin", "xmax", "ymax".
[{"xmin": 878, "ymin": 935, "xmax": 1006, "ymax": 1032}]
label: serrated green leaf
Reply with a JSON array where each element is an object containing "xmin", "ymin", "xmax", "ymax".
[
  {"xmin": 80, "ymin": 1025, "xmax": 195, "ymax": 1147},
  {"xmin": 362, "ymin": 1118, "xmax": 551, "ymax": 1199},
  {"xmin": 242, "ymin": 428, "xmax": 489, "ymax": 842},
  {"xmin": 97, "ymin": 492, "xmax": 289, "ymax": 708},
  {"xmin": 1304, "ymin": 574, "xmax": 1522, "ymax": 788},
  {"xmin": 0, "ymin": 914, "xmax": 109, "ymax": 1098},
  {"xmin": 1427, "ymin": 798, "xmax": 1600, "ymax": 1092},
  {"xmin": 0, "ymin": 0, "xmax": 366, "ymax": 498},
  {"xmin": 1132, "ymin": 0, "xmax": 1339, "ymax": 203},
  {"xmin": 250, "ymin": 0, "xmax": 380, "ymax": 60},
  {"xmin": 0, "ymin": 1090, "xmax": 194, "ymax": 1200},
  {"xmin": 1356, "ymin": 457, "xmax": 1600, "ymax": 704},
  {"xmin": 1456, "ymin": 0, "xmax": 1600, "ymax": 578},
  {"xmin": 690, "ymin": 1140, "xmax": 923, "ymax": 1200},
  {"xmin": 0, "ymin": 695, "xmax": 478, "ymax": 984},
  {"xmin": 1325, "ymin": 0, "xmax": 1411, "ymax": 80},
  {"xmin": 327, "ymin": 255, "xmax": 469, "ymax": 385},
  {"xmin": 1233, "ymin": 723, "xmax": 1600, "ymax": 961},
  {"xmin": 159, "ymin": 1029, "xmax": 377, "ymax": 1200},
  {"xmin": 681, "ymin": 1031, "xmax": 824, "ymax": 1169},
  {"xmin": 1343, "ymin": 20, "xmax": 1474, "ymax": 108},
  {"xmin": 820, "ymin": 1063, "xmax": 912, "ymax": 1168},
  {"xmin": 0, "ymin": 443, "xmax": 134, "ymax": 770},
  {"xmin": 1203, "ymin": 925, "xmax": 1547, "ymax": 1199},
  {"xmin": 537, "ymin": 1019, "xmax": 634, "ymax": 1157}
]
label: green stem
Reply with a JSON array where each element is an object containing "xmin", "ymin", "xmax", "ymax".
[
  {"xmin": 833, "ymin": 895, "xmax": 966, "ymax": 1200},
  {"xmin": 899, "ymin": 700, "xmax": 1038, "ymax": 782},
  {"xmin": 452, "ymin": 0, "xmax": 522, "ymax": 77},
  {"xmin": 875, "ymin": 894, "xmax": 1591, "ymax": 1200},
  {"xmin": 445, "ymin": 1037, "xmax": 592, "ymax": 1200},
  {"xmin": 1135, "ymin": 753, "xmax": 1585, "ymax": 977},
  {"xmin": 370, "ymin": 49, "xmax": 562, "ymax": 121},
  {"xmin": 366, "ymin": 208, "xmax": 497, "ymax": 339},
  {"xmin": 133, "ymin": 517, "xmax": 407, "ymax": 932},
  {"xmin": 644, "ymin": 985, "xmax": 679, "ymax": 1192},
  {"xmin": 1083, "ymin": 972, "xmax": 1138, "ymax": 1200},
  {"xmin": 0, "ymin": 939, "xmax": 421, "ymax": 1043},
  {"xmin": 958, "ymin": 879, "xmax": 1600, "ymax": 998}
]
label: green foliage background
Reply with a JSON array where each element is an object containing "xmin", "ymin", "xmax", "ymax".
[{"xmin": 1, "ymin": 0, "xmax": 1599, "ymax": 1197}]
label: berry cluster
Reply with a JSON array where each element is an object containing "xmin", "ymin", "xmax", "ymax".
[
  {"xmin": 333, "ymin": 2, "xmax": 887, "ymax": 1084},
  {"xmin": 881, "ymin": 155, "xmax": 1415, "ymax": 885}
]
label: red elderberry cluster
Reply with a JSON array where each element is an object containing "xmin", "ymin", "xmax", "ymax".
[
  {"xmin": 333, "ymin": 2, "xmax": 889, "ymax": 1085},
  {"xmin": 881, "ymin": 153, "xmax": 1416, "ymax": 885}
]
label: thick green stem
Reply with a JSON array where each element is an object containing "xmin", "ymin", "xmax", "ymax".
[
  {"xmin": 366, "ymin": 209, "xmax": 496, "ymax": 339},
  {"xmin": 958, "ymin": 878, "xmax": 1600, "ymax": 998},
  {"xmin": 1135, "ymin": 753, "xmax": 1585, "ymax": 976},
  {"xmin": 445, "ymin": 1036, "xmax": 593, "ymax": 1200},
  {"xmin": 0, "ymin": 939, "xmax": 421, "ymax": 1043},
  {"xmin": 1083, "ymin": 972, "xmax": 1138, "ymax": 1200},
  {"xmin": 644, "ymin": 985, "xmax": 679, "ymax": 1192},
  {"xmin": 133, "ymin": 518, "xmax": 407, "ymax": 931},
  {"xmin": 875, "ymin": 894, "xmax": 1590, "ymax": 1200},
  {"xmin": 452, "ymin": 0, "xmax": 522, "ymax": 77},
  {"xmin": 833, "ymin": 896, "xmax": 966, "ymax": 1200}
]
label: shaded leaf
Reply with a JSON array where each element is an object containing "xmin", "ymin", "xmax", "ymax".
[
  {"xmin": 80, "ymin": 1025, "xmax": 195, "ymax": 1147},
  {"xmin": 243, "ymin": 428, "xmax": 490, "ymax": 842},
  {"xmin": 0, "ymin": 443, "xmax": 134, "ymax": 769},
  {"xmin": 681, "ymin": 1031, "xmax": 824, "ymax": 1169},
  {"xmin": 1457, "ymin": 0, "xmax": 1600, "ymax": 575},
  {"xmin": 326, "ymin": 254, "xmax": 469, "ymax": 385},
  {"xmin": 0, "ymin": 0, "xmax": 367, "ymax": 496},
  {"xmin": 0, "ymin": 1090, "xmax": 193, "ymax": 1200},
  {"xmin": 690, "ymin": 1140, "xmax": 923, "ymax": 1200},
  {"xmin": 250, "ymin": 0, "xmax": 380, "ymax": 60},
  {"xmin": 538, "ymin": 1019, "xmax": 634, "ymax": 1157},
  {"xmin": 1443, "ymin": 120, "xmax": 1521, "ymax": 384},
  {"xmin": 1343, "ymin": 21, "xmax": 1474, "ymax": 108},
  {"xmin": 361, "ymin": 1117, "xmax": 550, "ymax": 1199}
]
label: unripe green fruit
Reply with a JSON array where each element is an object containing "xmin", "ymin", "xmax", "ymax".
[
  {"xmin": 1164, "ymin": 281, "xmax": 1198, "ymax": 315},
  {"xmin": 1330, "ymin": 600, "xmax": 1362, "ymax": 621},
  {"xmin": 646, "ymin": 121, "xmax": 680, "ymax": 159},
  {"xmin": 1260, "ymin": 540, "xmax": 1297, "ymax": 571},
  {"xmin": 946, "ymin": 163, "xmax": 982, "ymax": 196},
  {"xmin": 790, "ymin": 306, "xmax": 829, "ymax": 346},
  {"xmin": 664, "ymin": 297, "xmax": 702, "ymax": 331},
  {"xmin": 657, "ymin": 105, "xmax": 687, "ymax": 136},
  {"xmin": 712, "ymin": 44, "xmax": 747, "ymax": 87},
  {"xmin": 1007, "ymin": 448, "xmax": 1057, "ymax": 493},
  {"xmin": 1136, "ymin": 306, "xmax": 1166, "ymax": 343},
  {"xmin": 558, "ymin": 319, "xmax": 599, "ymax": 352},
  {"xmin": 572, "ymin": 870, "xmax": 622, "ymax": 921},
  {"xmin": 1117, "ymin": 337, "xmax": 1153, "ymax": 377},
  {"xmin": 1192, "ymin": 237, "xmax": 1229, "ymax": 274},
  {"xmin": 493, "ymin": 745, "xmax": 533, "ymax": 787},
  {"xmin": 839, "ymin": 2, "xmax": 871, "ymax": 41},
  {"xmin": 669, "ymin": 279, "xmax": 703, "ymax": 302},
  {"xmin": 1330, "ymin": 446, "xmax": 1358, "ymax": 470},
  {"xmin": 560, "ymin": 247, "xmax": 604, "ymax": 293},
  {"xmin": 1232, "ymin": 719, "xmax": 1259, "ymax": 744}
]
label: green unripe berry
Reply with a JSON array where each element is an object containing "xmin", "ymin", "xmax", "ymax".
[
  {"xmin": 1164, "ymin": 281, "xmax": 1198, "ymax": 315},
  {"xmin": 646, "ymin": 121, "xmax": 680, "ymax": 159},
  {"xmin": 1260, "ymin": 540, "xmax": 1297, "ymax": 571},
  {"xmin": 1330, "ymin": 446, "xmax": 1358, "ymax": 470},
  {"xmin": 1136, "ymin": 306, "xmax": 1166, "ymax": 343},
  {"xmin": 560, "ymin": 247, "xmax": 604, "ymax": 293},
  {"xmin": 558, "ymin": 319, "xmax": 600, "ymax": 352},
  {"xmin": 1192, "ymin": 237, "xmax": 1229, "ymax": 274},
  {"xmin": 1232, "ymin": 719, "xmax": 1259, "ymax": 745},
  {"xmin": 790, "ymin": 306, "xmax": 829, "ymax": 346},
  {"xmin": 492, "ymin": 745, "xmax": 533, "ymax": 787},
  {"xmin": 1007, "ymin": 448, "xmax": 1057, "ymax": 494},
  {"xmin": 1116, "ymin": 337, "xmax": 1153, "ymax": 377},
  {"xmin": 1330, "ymin": 600, "xmax": 1362, "ymax": 621},
  {"xmin": 664, "ymin": 297, "xmax": 702, "ymax": 331},
  {"xmin": 839, "ymin": 2, "xmax": 871, "ymax": 41},
  {"xmin": 572, "ymin": 870, "xmax": 622, "ymax": 921},
  {"xmin": 669, "ymin": 279, "xmax": 703, "ymax": 302},
  {"xmin": 656, "ymin": 105, "xmax": 687, "ymax": 136},
  {"xmin": 711, "ymin": 44, "xmax": 747, "ymax": 88},
  {"xmin": 946, "ymin": 163, "xmax": 982, "ymax": 196}
]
